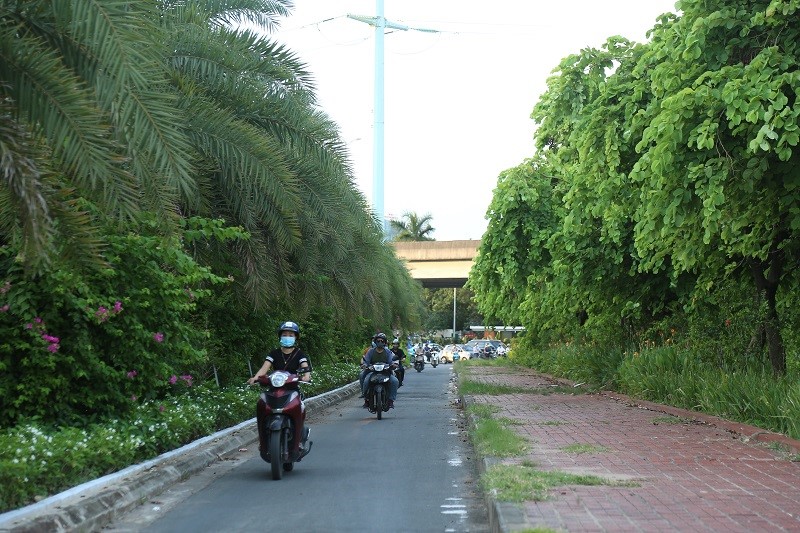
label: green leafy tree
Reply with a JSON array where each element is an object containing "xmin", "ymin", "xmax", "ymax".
[
  {"xmin": 469, "ymin": 159, "xmax": 561, "ymax": 328},
  {"xmin": 629, "ymin": 0, "xmax": 800, "ymax": 373}
]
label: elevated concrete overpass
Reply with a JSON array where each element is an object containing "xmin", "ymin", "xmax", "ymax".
[{"xmin": 391, "ymin": 240, "xmax": 480, "ymax": 288}]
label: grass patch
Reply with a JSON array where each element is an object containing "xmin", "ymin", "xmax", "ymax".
[
  {"xmin": 467, "ymin": 403, "xmax": 528, "ymax": 457},
  {"xmin": 482, "ymin": 463, "xmax": 635, "ymax": 502},
  {"xmin": 467, "ymin": 403, "xmax": 501, "ymax": 418},
  {"xmin": 562, "ymin": 443, "xmax": 609, "ymax": 454}
]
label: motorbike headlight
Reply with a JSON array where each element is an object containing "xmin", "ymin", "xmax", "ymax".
[
  {"xmin": 373, "ymin": 363, "xmax": 385, "ymax": 371},
  {"xmin": 270, "ymin": 372, "xmax": 289, "ymax": 387}
]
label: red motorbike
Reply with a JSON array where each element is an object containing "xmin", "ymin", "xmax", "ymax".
[{"xmin": 255, "ymin": 370, "xmax": 312, "ymax": 480}]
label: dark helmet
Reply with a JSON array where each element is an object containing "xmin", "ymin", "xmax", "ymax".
[
  {"xmin": 373, "ymin": 332, "xmax": 388, "ymax": 343},
  {"xmin": 277, "ymin": 321, "xmax": 300, "ymax": 337}
]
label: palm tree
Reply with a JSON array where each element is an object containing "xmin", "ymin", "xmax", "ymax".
[
  {"xmin": 390, "ymin": 211, "xmax": 435, "ymax": 241},
  {"xmin": 0, "ymin": 0, "xmax": 196, "ymax": 269},
  {"xmin": 0, "ymin": 0, "xmax": 422, "ymax": 326},
  {"xmin": 156, "ymin": 0, "xmax": 424, "ymax": 323}
]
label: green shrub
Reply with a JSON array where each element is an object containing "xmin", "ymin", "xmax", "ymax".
[{"xmin": 0, "ymin": 218, "xmax": 231, "ymax": 427}]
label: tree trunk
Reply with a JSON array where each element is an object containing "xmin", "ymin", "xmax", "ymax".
[{"xmin": 748, "ymin": 250, "xmax": 786, "ymax": 375}]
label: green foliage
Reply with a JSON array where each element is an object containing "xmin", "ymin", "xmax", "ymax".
[
  {"xmin": 510, "ymin": 338, "xmax": 624, "ymax": 390},
  {"xmin": 423, "ymin": 287, "xmax": 482, "ymax": 332},
  {"xmin": 466, "ymin": 404, "xmax": 529, "ymax": 458},
  {"xmin": 481, "ymin": 463, "xmax": 634, "ymax": 503},
  {"xmin": 390, "ymin": 211, "xmax": 435, "ymax": 241},
  {"xmin": 473, "ymin": 0, "xmax": 800, "ymax": 375},
  {"xmin": 0, "ymin": 217, "xmax": 230, "ymax": 427}
]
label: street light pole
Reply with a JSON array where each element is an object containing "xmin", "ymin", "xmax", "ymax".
[
  {"xmin": 347, "ymin": 3, "xmax": 436, "ymax": 235},
  {"xmin": 453, "ymin": 287, "xmax": 457, "ymax": 342}
]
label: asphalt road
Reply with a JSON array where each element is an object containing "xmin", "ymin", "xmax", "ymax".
[{"xmin": 106, "ymin": 364, "xmax": 489, "ymax": 533}]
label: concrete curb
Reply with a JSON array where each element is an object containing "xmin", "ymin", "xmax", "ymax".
[
  {"xmin": 0, "ymin": 381, "xmax": 360, "ymax": 533},
  {"xmin": 460, "ymin": 394, "xmax": 533, "ymax": 533}
]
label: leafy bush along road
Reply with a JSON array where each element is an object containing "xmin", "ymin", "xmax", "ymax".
[{"xmin": 0, "ymin": 362, "xmax": 359, "ymax": 513}]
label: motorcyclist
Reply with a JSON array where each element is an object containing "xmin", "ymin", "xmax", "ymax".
[
  {"xmin": 390, "ymin": 338, "xmax": 406, "ymax": 387},
  {"xmin": 247, "ymin": 321, "xmax": 312, "ymax": 452},
  {"xmin": 361, "ymin": 332, "xmax": 399, "ymax": 409},
  {"xmin": 358, "ymin": 339, "xmax": 377, "ymax": 395},
  {"xmin": 248, "ymin": 321, "xmax": 311, "ymax": 384},
  {"xmin": 423, "ymin": 341, "xmax": 432, "ymax": 362}
]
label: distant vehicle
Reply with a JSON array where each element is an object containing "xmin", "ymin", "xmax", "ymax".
[
  {"xmin": 464, "ymin": 339, "xmax": 500, "ymax": 359},
  {"xmin": 439, "ymin": 344, "xmax": 471, "ymax": 363},
  {"xmin": 413, "ymin": 342, "xmax": 443, "ymax": 357},
  {"xmin": 487, "ymin": 340, "xmax": 508, "ymax": 356}
]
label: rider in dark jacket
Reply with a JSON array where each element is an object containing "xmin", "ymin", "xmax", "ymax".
[
  {"xmin": 361, "ymin": 332, "xmax": 399, "ymax": 408},
  {"xmin": 390, "ymin": 338, "xmax": 406, "ymax": 387}
]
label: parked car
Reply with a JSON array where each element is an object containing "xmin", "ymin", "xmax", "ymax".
[{"xmin": 439, "ymin": 344, "xmax": 471, "ymax": 363}]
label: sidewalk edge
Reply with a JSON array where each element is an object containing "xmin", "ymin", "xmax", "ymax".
[{"xmin": 461, "ymin": 393, "xmax": 532, "ymax": 533}]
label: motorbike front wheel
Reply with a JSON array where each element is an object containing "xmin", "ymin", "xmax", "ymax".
[
  {"xmin": 374, "ymin": 389, "xmax": 384, "ymax": 420},
  {"xmin": 269, "ymin": 429, "xmax": 285, "ymax": 480}
]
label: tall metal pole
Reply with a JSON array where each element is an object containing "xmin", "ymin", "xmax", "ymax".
[
  {"xmin": 373, "ymin": 0, "xmax": 386, "ymax": 233},
  {"xmin": 453, "ymin": 287, "xmax": 457, "ymax": 341},
  {"xmin": 346, "ymin": 9, "xmax": 435, "ymax": 234}
]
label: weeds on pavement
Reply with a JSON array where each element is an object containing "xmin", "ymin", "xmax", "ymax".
[{"xmin": 482, "ymin": 461, "xmax": 637, "ymax": 502}]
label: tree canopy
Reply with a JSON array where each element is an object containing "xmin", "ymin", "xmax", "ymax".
[{"xmin": 470, "ymin": 0, "xmax": 800, "ymax": 374}]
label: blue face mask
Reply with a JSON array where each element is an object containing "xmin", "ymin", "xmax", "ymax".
[
  {"xmin": 280, "ymin": 336, "xmax": 296, "ymax": 348},
  {"xmin": 374, "ymin": 340, "xmax": 385, "ymax": 348}
]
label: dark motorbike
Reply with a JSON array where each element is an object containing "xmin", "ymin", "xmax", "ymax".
[
  {"xmin": 255, "ymin": 370, "xmax": 312, "ymax": 480},
  {"xmin": 414, "ymin": 353, "xmax": 425, "ymax": 372},
  {"xmin": 364, "ymin": 362, "xmax": 395, "ymax": 419}
]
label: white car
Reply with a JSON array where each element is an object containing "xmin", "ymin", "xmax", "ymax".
[{"xmin": 439, "ymin": 344, "xmax": 471, "ymax": 363}]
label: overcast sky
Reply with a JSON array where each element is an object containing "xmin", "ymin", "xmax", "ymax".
[{"xmin": 271, "ymin": 1, "xmax": 678, "ymax": 240}]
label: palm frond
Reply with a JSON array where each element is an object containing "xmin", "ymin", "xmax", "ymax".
[{"xmin": 0, "ymin": 25, "xmax": 139, "ymax": 216}]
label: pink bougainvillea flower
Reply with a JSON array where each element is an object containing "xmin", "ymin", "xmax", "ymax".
[
  {"xmin": 46, "ymin": 344, "xmax": 59, "ymax": 353},
  {"xmin": 113, "ymin": 301, "xmax": 123, "ymax": 313},
  {"xmin": 159, "ymin": 405, "xmax": 165, "ymax": 412},
  {"xmin": 153, "ymin": 332, "xmax": 165, "ymax": 343},
  {"xmin": 0, "ymin": 304, "xmax": 9, "ymax": 312},
  {"xmin": 180, "ymin": 374, "xmax": 193, "ymax": 386},
  {"xmin": 169, "ymin": 375, "xmax": 178, "ymax": 385},
  {"xmin": 25, "ymin": 323, "xmax": 33, "ymax": 329},
  {"xmin": 127, "ymin": 370, "xmax": 138, "ymax": 379},
  {"xmin": 34, "ymin": 317, "xmax": 42, "ymax": 324}
]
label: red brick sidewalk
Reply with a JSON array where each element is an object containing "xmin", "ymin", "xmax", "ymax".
[{"xmin": 463, "ymin": 365, "xmax": 800, "ymax": 532}]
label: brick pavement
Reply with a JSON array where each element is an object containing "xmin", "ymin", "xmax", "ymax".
[{"xmin": 463, "ymin": 365, "xmax": 800, "ymax": 532}]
